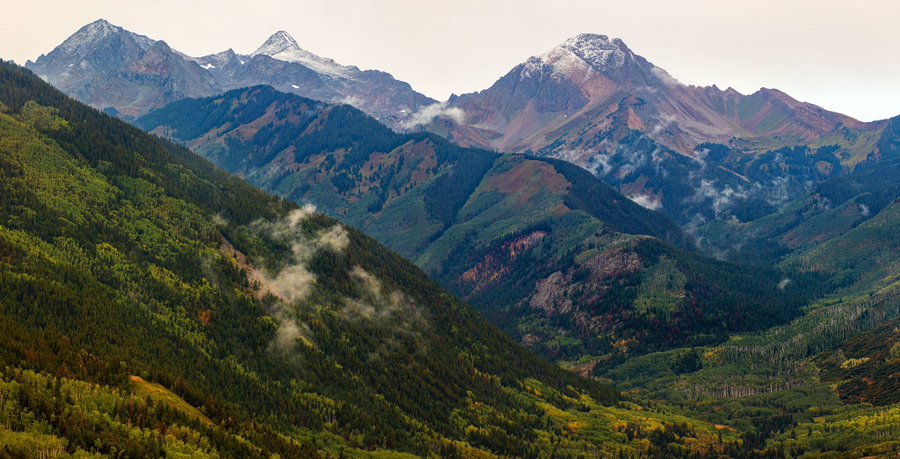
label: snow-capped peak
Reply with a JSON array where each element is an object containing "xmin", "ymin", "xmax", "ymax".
[
  {"xmin": 521, "ymin": 33, "xmax": 633, "ymax": 81},
  {"xmin": 54, "ymin": 19, "xmax": 155, "ymax": 56},
  {"xmin": 253, "ymin": 31, "xmax": 300, "ymax": 56},
  {"xmin": 251, "ymin": 30, "xmax": 354, "ymax": 78},
  {"xmin": 550, "ymin": 33, "xmax": 628, "ymax": 70},
  {"xmin": 57, "ymin": 19, "xmax": 119, "ymax": 54}
]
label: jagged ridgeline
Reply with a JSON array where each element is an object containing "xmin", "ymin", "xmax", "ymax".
[{"xmin": 0, "ymin": 61, "xmax": 748, "ymax": 457}]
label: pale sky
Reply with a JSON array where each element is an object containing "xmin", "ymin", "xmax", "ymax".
[{"xmin": 2, "ymin": 0, "xmax": 898, "ymax": 121}]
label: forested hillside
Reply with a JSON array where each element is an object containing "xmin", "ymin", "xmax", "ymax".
[
  {"xmin": 137, "ymin": 86, "xmax": 833, "ymax": 368},
  {"xmin": 133, "ymin": 82, "xmax": 900, "ymax": 458},
  {"xmin": 598, "ymin": 182, "xmax": 900, "ymax": 457},
  {"xmin": 0, "ymin": 61, "xmax": 764, "ymax": 457}
]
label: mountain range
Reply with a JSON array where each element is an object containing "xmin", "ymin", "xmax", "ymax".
[
  {"xmin": 136, "ymin": 85, "xmax": 832, "ymax": 369},
  {"xmin": 26, "ymin": 19, "xmax": 435, "ymax": 126},
  {"xmin": 5, "ymin": 17, "xmax": 900, "ymax": 457},
  {"xmin": 30, "ymin": 22, "xmax": 897, "ymax": 228},
  {"xmin": 3, "ymin": 59, "xmax": 767, "ymax": 458},
  {"xmin": 439, "ymin": 33, "xmax": 874, "ymax": 156},
  {"xmin": 426, "ymin": 33, "xmax": 894, "ymax": 226}
]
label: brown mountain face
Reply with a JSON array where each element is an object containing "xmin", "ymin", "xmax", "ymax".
[
  {"xmin": 440, "ymin": 33, "xmax": 874, "ymax": 158},
  {"xmin": 428, "ymin": 34, "xmax": 890, "ymax": 226}
]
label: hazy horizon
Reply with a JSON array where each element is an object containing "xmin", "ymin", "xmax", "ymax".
[{"xmin": 3, "ymin": 0, "xmax": 898, "ymax": 121}]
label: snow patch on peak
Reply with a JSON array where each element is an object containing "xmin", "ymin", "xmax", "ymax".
[
  {"xmin": 520, "ymin": 56, "xmax": 549, "ymax": 79},
  {"xmin": 254, "ymin": 31, "xmax": 301, "ymax": 56},
  {"xmin": 526, "ymin": 33, "xmax": 631, "ymax": 80},
  {"xmin": 568, "ymin": 33, "xmax": 615, "ymax": 46},
  {"xmin": 554, "ymin": 33, "xmax": 627, "ymax": 70},
  {"xmin": 81, "ymin": 19, "xmax": 119, "ymax": 36},
  {"xmin": 252, "ymin": 30, "xmax": 355, "ymax": 78},
  {"xmin": 542, "ymin": 48, "xmax": 594, "ymax": 79},
  {"xmin": 56, "ymin": 19, "xmax": 155, "ymax": 56},
  {"xmin": 59, "ymin": 19, "xmax": 120, "ymax": 53}
]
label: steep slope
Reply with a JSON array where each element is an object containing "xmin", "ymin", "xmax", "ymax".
[
  {"xmin": 137, "ymin": 86, "xmax": 829, "ymax": 366},
  {"xmin": 428, "ymin": 34, "xmax": 888, "ymax": 227},
  {"xmin": 25, "ymin": 19, "xmax": 221, "ymax": 119},
  {"xmin": 0, "ymin": 60, "xmax": 764, "ymax": 457},
  {"xmin": 27, "ymin": 20, "xmax": 435, "ymax": 127}
]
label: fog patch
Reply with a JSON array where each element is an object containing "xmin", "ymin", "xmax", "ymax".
[
  {"xmin": 283, "ymin": 204, "xmax": 317, "ymax": 231},
  {"xmin": 212, "ymin": 213, "xmax": 228, "ymax": 227},
  {"xmin": 763, "ymin": 176, "xmax": 791, "ymax": 207},
  {"xmin": 339, "ymin": 95, "xmax": 364, "ymax": 108},
  {"xmin": 650, "ymin": 113, "xmax": 678, "ymax": 137},
  {"xmin": 249, "ymin": 204, "xmax": 352, "ymax": 351},
  {"xmin": 684, "ymin": 213, "xmax": 708, "ymax": 235},
  {"xmin": 406, "ymin": 102, "xmax": 466, "ymax": 128},
  {"xmin": 315, "ymin": 225, "xmax": 349, "ymax": 252},
  {"xmin": 342, "ymin": 266, "xmax": 426, "ymax": 331},
  {"xmin": 268, "ymin": 264, "xmax": 316, "ymax": 303},
  {"xmin": 692, "ymin": 148, "xmax": 709, "ymax": 171},
  {"xmin": 628, "ymin": 193, "xmax": 662, "ymax": 210},
  {"xmin": 778, "ymin": 278, "xmax": 792, "ymax": 291},
  {"xmin": 254, "ymin": 204, "xmax": 320, "ymax": 303},
  {"xmin": 589, "ymin": 152, "xmax": 612, "ymax": 175},
  {"xmin": 651, "ymin": 65, "xmax": 680, "ymax": 86},
  {"xmin": 859, "ymin": 203, "xmax": 870, "ymax": 217},
  {"xmin": 691, "ymin": 179, "xmax": 747, "ymax": 217},
  {"xmin": 272, "ymin": 316, "xmax": 314, "ymax": 351}
]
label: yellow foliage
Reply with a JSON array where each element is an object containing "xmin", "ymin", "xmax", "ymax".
[{"xmin": 840, "ymin": 357, "xmax": 871, "ymax": 369}]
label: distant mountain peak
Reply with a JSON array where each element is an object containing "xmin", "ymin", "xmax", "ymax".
[
  {"xmin": 49, "ymin": 18, "xmax": 154, "ymax": 58},
  {"xmin": 252, "ymin": 30, "xmax": 352, "ymax": 78},
  {"xmin": 85, "ymin": 18, "xmax": 117, "ymax": 31},
  {"xmin": 253, "ymin": 30, "xmax": 301, "ymax": 56},
  {"xmin": 566, "ymin": 33, "xmax": 620, "ymax": 47},
  {"xmin": 552, "ymin": 33, "xmax": 629, "ymax": 69},
  {"xmin": 58, "ymin": 19, "xmax": 121, "ymax": 52},
  {"xmin": 30, "ymin": 19, "xmax": 436, "ymax": 126},
  {"xmin": 523, "ymin": 33, "xmax": 634, "ymax": 80}
]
